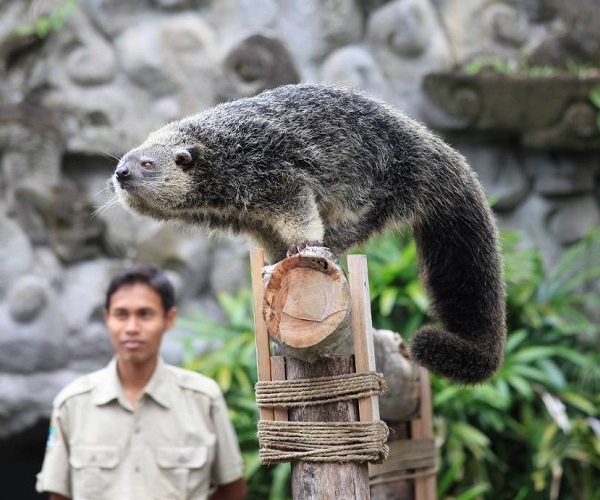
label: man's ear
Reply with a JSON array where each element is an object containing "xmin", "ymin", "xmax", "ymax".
[
  {"xmin": 103, "ymin": 308, "xmax": 109, "ymax": 322},
  {"xmin": 165, "ymin": 307, "xmax": 177, "ymax": 329}
]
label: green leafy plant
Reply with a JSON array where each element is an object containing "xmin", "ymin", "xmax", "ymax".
[
  {"xmin": 179, "ymin": 228, "xmax": 600, "ymax": 499},
  {"xmin": 14, "ymin": 0, "xmax": 78, "ymax": 39},
  {"xmin": 355, "ymin": 232, "xmax": 428, "ymax": 337},
  {"xmin": 465, "ymin": 56, "xmax": 598, "ymax": 79},
  {"xmin": 466, "ymin": 57, "xmax": 517, "ymax": 76},
  {"xmin": 362, "ymin": 229, "xmax": 600, "ymax": 498},
  {"xmin": 589, "ymin": 84, "xmax": 600, "ymax": 131}
]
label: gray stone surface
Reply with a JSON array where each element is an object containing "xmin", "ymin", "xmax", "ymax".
[
  {"xmin": 527, "ymin": 153, "xmax": 599, "ymax": 196},
  {"xmin": 0, "ymin": 274, "xmax": 68, "ymax": 374},
  {"xmin": 218, "ymin": 32, "xmax": 300, "ymax": 101},
  {"xmin": 321, "ymin": 45, "xmax": 392, "ymax": 99},
  {"xmin": 0, "ymin": 0, "xmax": 599, "ymax": 440},
  {"xmin": 277, "ymin": 0, "xmax": 363, "ymax": 79},
  {"xmin": 7, "ymin": 275, "xmax": 50, "ymax": 323},
  {"xmin": 457, "ymin": 141, "xmax": 530, "ymax": 212},
  {"xmin": 366, "ymin": 0, "xmax": 453, "ymax": 116},
  {"xmin": 0, "ymin": 213, "xmax": 34, "ymax": 296},
  {"xmin": 548, "ymin": 196, "xmax": 600, "ymax": 246},
  {"xmin": 439, "ymin": 0, "xmax": 531, "ymax": 63},
  {"xmin": 0, "ymin": 369, "xmax": 81, "ymax": 438}
]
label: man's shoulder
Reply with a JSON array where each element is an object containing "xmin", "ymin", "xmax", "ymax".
[
  {"xmin": 53, "ymin": 366, "xmax": 107, "ymax": 408},
  {"xmin": 165, "ymin": 364, "xmax": 223, "ymax": 399}
]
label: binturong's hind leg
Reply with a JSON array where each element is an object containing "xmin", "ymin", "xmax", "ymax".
[
  {"xmin": 322, "ymin": 206, "xmax": 392, "ymax": 256},
  {"xmin": 254, "ymin": 188, "xmax": 325, "ymax": 263}
]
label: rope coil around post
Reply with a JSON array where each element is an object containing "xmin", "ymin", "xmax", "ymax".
[
  {"xmin": 255, "ymin": 372, "xmax": 387, "ymax": 408},
  {"xmin": 258, "ymin": 420, "xmax": 390, "ymax": 464},
  {"xmin": 255, "ymin": 371, "xmax": 389, "ymax": 465}
]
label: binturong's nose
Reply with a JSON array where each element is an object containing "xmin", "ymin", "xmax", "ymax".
[{"xmin": 115, "ymin": 164, "xmax": 131, "ymax": 186}]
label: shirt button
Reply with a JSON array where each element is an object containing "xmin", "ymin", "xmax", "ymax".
[
  {"xmin": 135, "ymin": 466, "xmax": 140, "ymax": 473},
  {"xmin": 178, "ymin": 455, "xmax": 186, "ymax": 464},
  {"xmin": 135, "ymin": 427, "xmax": 140, "ymax": 434}
]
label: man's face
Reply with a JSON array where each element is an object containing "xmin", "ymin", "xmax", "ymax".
[{"xmin": 104, "ymin": 282, "xmax": 176, "ymax": 366}]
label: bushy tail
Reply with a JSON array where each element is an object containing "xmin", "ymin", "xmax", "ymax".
[{"xmin": 409, "ymin": 168, "xmax": 506, "ymax": 384}]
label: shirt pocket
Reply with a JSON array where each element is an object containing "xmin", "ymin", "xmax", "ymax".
[
  {"xmin": 70, "ymin": 445, "xmax": 119, "ymax": 500},
  {"xmin": 155, "ymin": 446, "xmax": 209, "ymax": 500}
]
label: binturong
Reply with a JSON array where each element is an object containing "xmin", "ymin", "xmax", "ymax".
[{"xmin": 111, "ymin": 83, "xmax": 506, "ymax": 385}]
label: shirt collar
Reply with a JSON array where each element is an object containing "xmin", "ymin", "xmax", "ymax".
[
  {"xmin": 92, "ymin": 357, "xmax": 173, "ymax": 409},
  {"xmin": 142, "ymin": 357, "xmax": 173, "ymax": 409},
  {"xmin": 92, "ymin": 357, "xmax": 122, "ymax": 406}
]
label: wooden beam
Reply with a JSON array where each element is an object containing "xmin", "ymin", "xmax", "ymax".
[
  {"xmin": 347, "ymin": 254, "xmax": 380, "ymax": 423},
  {"xmin": 411, "ymin": 368, "xmax": 436, "ymax": 500},
  {"xmin": 250, "ymin": 248, "xmax": 273, "ymax": 421}
]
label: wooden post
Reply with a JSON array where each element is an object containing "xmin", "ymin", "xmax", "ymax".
[
  {"xmin": 411, "ymin": 368, "xmax": 436, "ymax": 500},
  {"xmin": 370, "ymin": 367, "xmax": 437, "ymax": 500},
  {"xmin": 252, "ymin": 249, "xmax": 389, "ymax": 500},
  {"xmin": 250, "ymin": 248, "xmax": 273, "ymax": 422},
  {"xmin": 348, "ymin": 255, "xmax": 380, "ymax": 424},
  {"xmin": 369, "ymin": 329, "xmax": 434, "ymax": 500},
  {"xmin": 288, "ymin": 355, "xmax": 370, "ymax": 499},
  {"xmin": 370, "ymin": 422, "xmax": 415, "ymax": 500}
]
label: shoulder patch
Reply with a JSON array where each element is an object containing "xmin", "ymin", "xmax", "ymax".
[{"xmin": 45, "ymin": 418, "xmax": 58, "ymax": 451}]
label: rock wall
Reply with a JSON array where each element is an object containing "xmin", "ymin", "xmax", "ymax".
[{"xmin": 0, "ymin": 0, "xmax": 599, "ymax": 439}]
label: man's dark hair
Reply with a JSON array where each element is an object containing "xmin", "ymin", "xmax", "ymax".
[{"xmin": 105, "ymin": 264, "xmax": 176, "ymax": 313}]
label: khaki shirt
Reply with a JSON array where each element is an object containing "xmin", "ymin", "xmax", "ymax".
[{"xmin": 36, "ymin": 358, "xmax": 244, "ymax": 500}]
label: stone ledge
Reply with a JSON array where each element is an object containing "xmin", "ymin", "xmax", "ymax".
[{"xmin": 423, "ymin": 72, "xmax": 600, "ymax": 150}]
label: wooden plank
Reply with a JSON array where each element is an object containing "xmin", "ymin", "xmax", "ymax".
[
  {"xmin": 347, "ymin": 254, "xmax": 380, "ymax": 423},
  {"xmin": 270, "ymin": 356, "xmax": 288, "ymax": 422},
  {"xmin": 250, "ymin": 248, "xmax": 274, "ymax": 421},
  {"xmin": 370, "ymin": 422, "xmax": 413, "ymax": 500},
  {"xmin": 411, "ymin": 368, "xmax": 436, "ymax": 500}
]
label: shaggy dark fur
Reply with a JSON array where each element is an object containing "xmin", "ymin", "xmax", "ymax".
[{"xmin": 112, "ymin": 83, "xmax": 506, "ymax": 384}]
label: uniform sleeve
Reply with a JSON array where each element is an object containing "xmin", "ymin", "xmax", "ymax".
[
  {"xmin": 210, "ymin": 393, "xmax": 245, "ymax": 486},
  {"xmin": 36, "ymin": 403, "xmax": 72, "ymax": 497}
]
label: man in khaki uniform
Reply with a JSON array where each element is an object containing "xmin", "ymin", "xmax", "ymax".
[{"xmin": 36, "ymin": 265, "xmax": 247, "ymax": 500}]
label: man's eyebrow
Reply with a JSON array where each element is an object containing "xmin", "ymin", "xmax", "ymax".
[{"xmin": 110, "ymin": 306, "xmax": 157, "ymax": 315}]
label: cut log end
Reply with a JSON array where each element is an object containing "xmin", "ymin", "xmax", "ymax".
[{"xmin": 263, "ymin": 250, "xmax": 352, "ymax": 361}]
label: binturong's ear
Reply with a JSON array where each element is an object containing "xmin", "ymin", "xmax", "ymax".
[{"xmin": 173, "ymin": 147, "xmax": 197, "ymax": 169}]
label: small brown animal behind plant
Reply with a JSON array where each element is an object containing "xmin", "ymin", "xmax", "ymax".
[{"xmin": 111, "ymin": 83, "xmax": 506, "ymax": 384}]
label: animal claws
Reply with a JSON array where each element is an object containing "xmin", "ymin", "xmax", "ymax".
[{"xmin": 286, "ymin": 241, "xmax": 321, "ymax": 257}]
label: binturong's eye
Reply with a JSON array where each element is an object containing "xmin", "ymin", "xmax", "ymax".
[{"xmin": 174, "ymin": 148, "xmax": 193, "ymax": 167}]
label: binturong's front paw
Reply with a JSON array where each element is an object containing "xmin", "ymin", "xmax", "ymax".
[{"xmin": 286, "ymin": 241, "xmax": 322, "ymax": 258}]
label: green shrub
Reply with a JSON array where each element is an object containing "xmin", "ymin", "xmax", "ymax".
[
  {"xmin": 363, "ymin": 230, "xmax": 600, "ymax": 499},
  {"xmin": 178, "ymin": 229, "xmax": 600, "ymax": 499}
]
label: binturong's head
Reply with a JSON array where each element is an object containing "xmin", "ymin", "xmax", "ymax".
[{"xmin": 111, "ymin": 120, "xmax": 216, "ymax": 221}]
